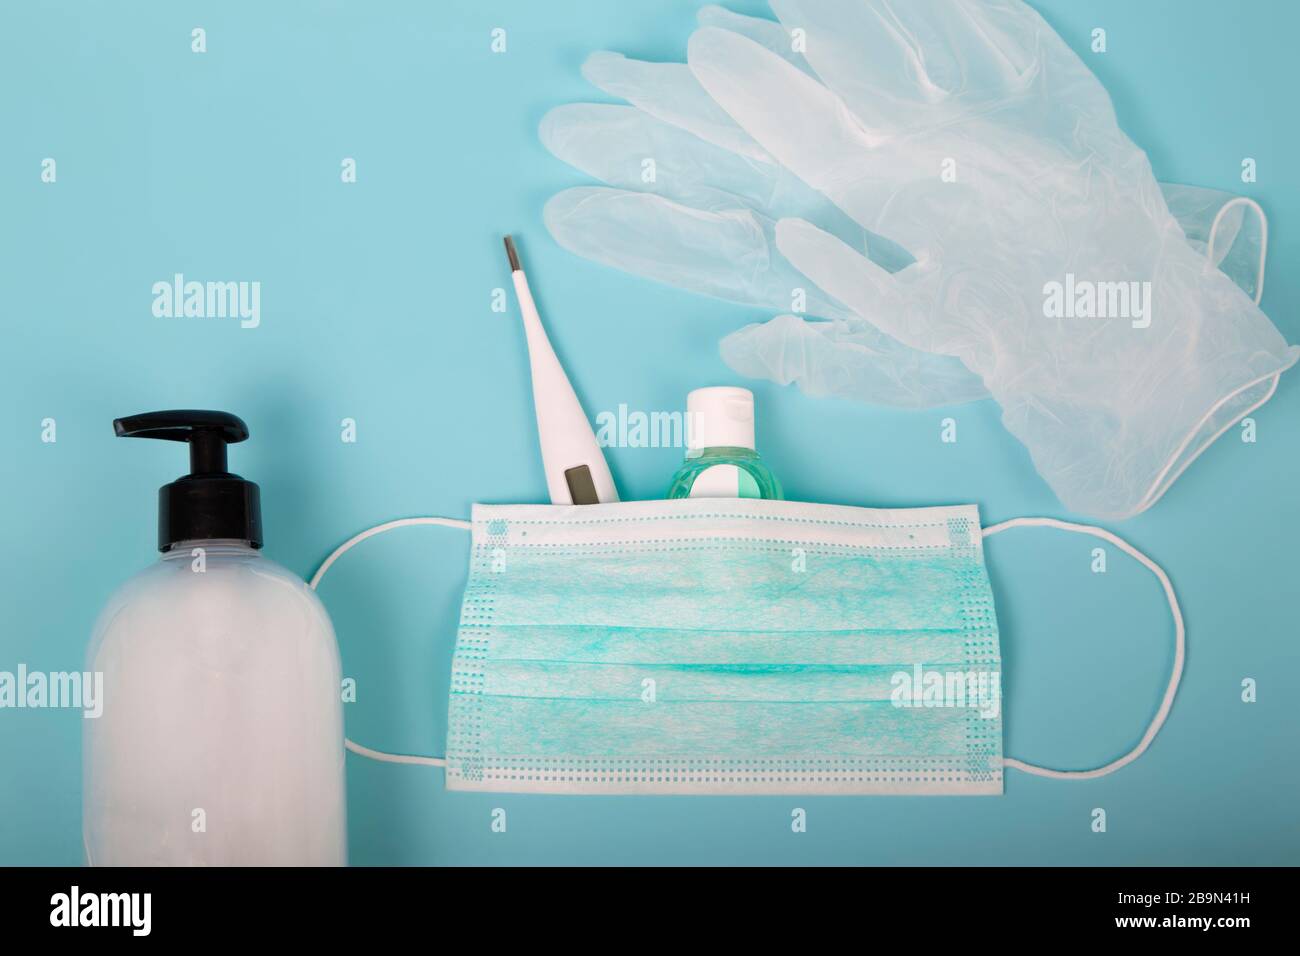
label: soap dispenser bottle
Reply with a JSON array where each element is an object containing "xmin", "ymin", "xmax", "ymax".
[
  {"xmin": 667, "ymin": 387, "xmax": 783, "ymax": 500},
  {"xmin": 83, "ymin": 411, "xmax": 346, "ymax": 866}
]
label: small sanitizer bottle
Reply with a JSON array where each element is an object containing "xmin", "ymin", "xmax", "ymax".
[
  {"xmin": 83, "ymin": 411, "xmax": 346, "ymax": 866},
  {"xmin": 667, "ymin": 387, "xmax": 783, "ymax": 500}
]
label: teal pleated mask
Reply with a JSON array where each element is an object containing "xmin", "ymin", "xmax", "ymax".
[
  {"xmin": 445, "ymin": 499, "xmax": 1009, "ymax": 795},
  {"xmin": 312, "ymin": 498, "xmax": 1182, "ymax": 794}
]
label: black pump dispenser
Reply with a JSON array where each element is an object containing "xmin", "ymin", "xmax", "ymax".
[{"xmin": 114, "ymin": 410, "xmax": 263, "ymax": 552}]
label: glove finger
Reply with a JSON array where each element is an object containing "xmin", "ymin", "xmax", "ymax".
[
  {"xmin": 687, "ymin": 26, "xmax": 930, "ymax": 232},
  {"xmin": 540, "ymin": 103, "xmax": 779, "ymax": 206},
  {"xmin": 539, "ymin": 103, "xmax": 901, "ymax": 264},
  {"xmin": 544, "ymin": 187, "xmax": 857, "ymax": 319},
  {"xmin": 581, "ymin": 2, "xmax": 821, "ymax": 165},
  {"xmin": 775, "ymin": 216, "xmax": 954, "ymax": 356},
  {"xmin": 721, "ymin": 313, "xmax": 989, "ymax": 407},
  {"xmin": 544, "ymin": 189, "xmax": 989, "ymax": 407},
  {"xmin": 695, "ymin": 5, "xmax": 816, "ymax": 74},
  {"xmin": 770, "ymin": 0, "xmax": 1040, "ymax": 118},
  {"xmin": 581, "ymin": 51, "xmax": 768, "ymax": 161},
  {"xmin": 580, "ymin": 8, "xmax": 823, "ymax": 160}
]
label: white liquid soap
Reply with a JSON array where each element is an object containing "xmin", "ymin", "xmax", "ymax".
[{"xmin": 83, "ymin": 411, "xmax": 346, "ymax": 866}]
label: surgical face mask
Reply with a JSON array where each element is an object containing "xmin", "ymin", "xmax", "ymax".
[{"xmin": 312, "ymin": 498, "xmax": 1182, "ymax": 795}]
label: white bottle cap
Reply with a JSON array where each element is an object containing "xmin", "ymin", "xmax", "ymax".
[{"xmin": 687, "ymin": 386, "xmax": 755, "ymax": 451}]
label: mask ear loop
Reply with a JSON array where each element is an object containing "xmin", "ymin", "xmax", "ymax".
[
  {"xmin": 310, "ymin": 516, "xmax": 472, "ymax": 768},
  {"xmin": 981, "ymin": 517, "xmax": 1185, "ymax": 779},
  {"xmin": 320, "ymin": 515, "xmax": 1187, "ymax": 781}
]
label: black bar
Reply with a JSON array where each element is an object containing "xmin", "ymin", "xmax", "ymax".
[{"xmin": 0, "ymin": 866, "xmax": 1280, "ymax": 941}]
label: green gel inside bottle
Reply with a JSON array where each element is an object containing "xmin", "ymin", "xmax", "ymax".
[{"xmin": 665, "ymin": 388, "xmax": 783, "ymax": 500}]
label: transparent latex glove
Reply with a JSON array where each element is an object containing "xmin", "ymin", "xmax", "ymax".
[
  {"xmin": 541, "ymin": 125, "xmax": 983, "ymax": 407},
  {"xmin": 543, "ymin": 7, "xmax": 1272, "ymax": 415},
  {"xmin": 687, "ymin": 1, "xmax": 1297, "ymax": 518},
  {"xmin": 542, "ymin": 5, "xmax": 983, "ymax": 408}
]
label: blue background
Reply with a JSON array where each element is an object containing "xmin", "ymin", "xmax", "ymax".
[{"xmin": 1, "ymin": 0, "xmax": 1296, "ymax": 866}]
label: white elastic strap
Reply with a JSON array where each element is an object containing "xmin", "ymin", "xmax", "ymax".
[
  {"xmin": 981, "ymin": 517, "xmax": 1185, "ymax": 780},
  {"xmin": 310, "ymin": 516, "xmax": 472, "ymax": 769}
]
